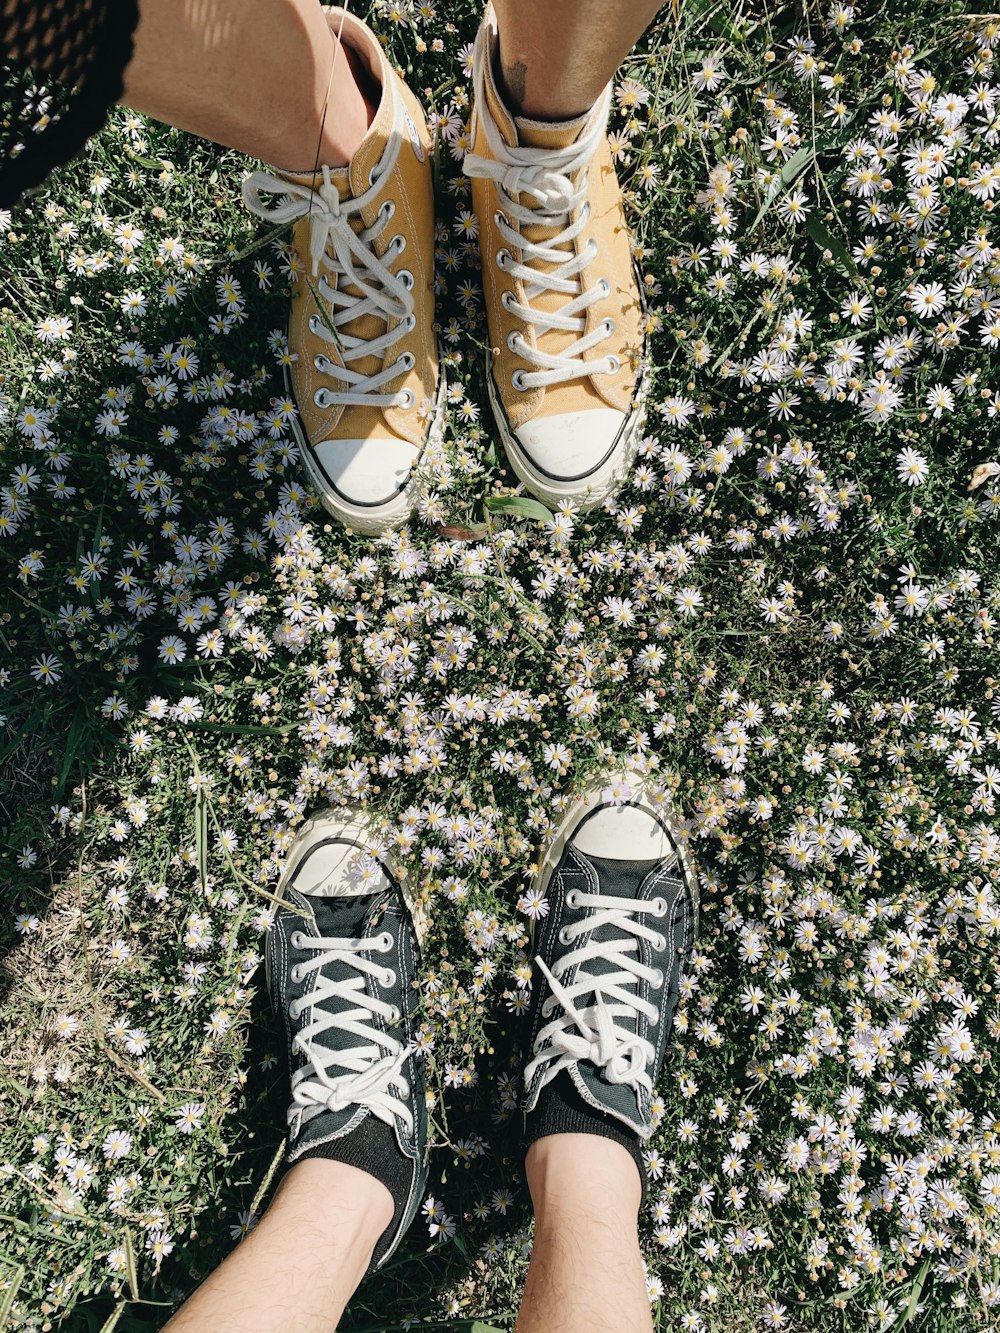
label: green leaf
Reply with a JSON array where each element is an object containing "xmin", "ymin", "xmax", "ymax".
[
  {"xmin": 195, "ymin": 786, "xmax": 209, "ymax": 895},
  {"xmin": 123, "ymin": 1227, "xmax": 140, "ymax": 1303},
  {"xmin": 805, "ymin": 214, "xmax": 858, "ymax": 278},
  {"xmin": 894, "ymin": 1257, "xmax": 931, "ymax": 1329},
  {"xmin": 0, "ymin": 1265, "xmax": 25, "ymax": 1327},
  {"xmin": 747, "ymin": 143, "xmax": 813, "ymax": 233},
  {"xmin": 485, "ymin": 496, "xmax": 555, "ymax": 524},
  {"xmin": 59, "ymin": 706, "xmax": 91, "ymax": 793},
  {"xmin": 99, "ymin": 1301, "xmax": 128, "ymax": 1333}
]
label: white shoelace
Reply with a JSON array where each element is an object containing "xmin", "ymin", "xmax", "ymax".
[
  {"xmin": 523, "ymin": 887, "xmax": 668, "ymax": 1096},
  {"xmin": 463, "ymin": 49, "xmax": 618, "ymax": 391},
  {"xmin": 242, "ymin": 147, "xmax": 416, "ymax": 410},
  {"xmin": 287, "ymin": 927, "xmax": 415, "ymax": 1134}
]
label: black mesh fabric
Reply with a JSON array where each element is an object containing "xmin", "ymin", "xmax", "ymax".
[{"xmin": 0, "ymin": 0, "xmax": 141, "ymax": 209}]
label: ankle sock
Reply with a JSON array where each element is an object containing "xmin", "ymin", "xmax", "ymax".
[
  {"xmin": 523, "ymin": 1070, "xmax": 648, "ymax": 1205},
  {"xmin": 292, "ymin": 1112, "xmax": 413, "ymax": 1274}
]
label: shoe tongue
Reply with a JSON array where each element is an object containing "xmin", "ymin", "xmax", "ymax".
[
  {"xmin": 515, "ymin": 112, "xmax": 588, "ymax": 151},
  {"xmin": 280, "ymin": 164, "xmax": 351, "ymax": 201}
]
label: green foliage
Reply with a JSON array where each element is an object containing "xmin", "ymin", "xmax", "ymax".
[{"xmin": 2, "ymin": 0, "xmax": 1000, "ymax": 1331}]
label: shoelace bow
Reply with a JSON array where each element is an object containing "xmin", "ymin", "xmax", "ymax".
[
  {"xmin": 242, "ymin": 144, "xmax": 416, "ymax": 410},
  {"xmin": 287, "ymin": 927, "xmax": 415, "ymax": 1134},
  {"xmin": 523, "ymin": 886, "xmax": 667, "ymax": 1095},
  {"xmin": 463, "ymin": 40, "xmax": 618, "ymax": 391}
]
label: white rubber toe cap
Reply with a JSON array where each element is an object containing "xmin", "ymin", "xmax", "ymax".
[
  {"xmin": 573, "ymin": 804, "xmax": 678, "ymax": 862},
  {"xmin": 311, "ymin": 436, "xmax": 420, "ymax": 506},
  {"xmin": 515, "ymin": 408, "xmax": 627, "ymax": 480}
]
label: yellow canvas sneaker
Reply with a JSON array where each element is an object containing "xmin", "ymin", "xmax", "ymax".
[
  {"xmin": 242, "ymin": 7, "xmax": 444, "ymax": 535},
  {"xmin": 464, "ymin": 4, "xmax": 648, "ymax": 511}
]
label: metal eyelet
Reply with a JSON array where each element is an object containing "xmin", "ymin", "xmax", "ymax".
[
  {"xmin": 496, "ymin": 249, "xmax": 510, "ymax": 270},
  {"xmin": 598, "ymin": 279, "xmax": 611, "ymax": 296},
  {"xmin": 290, "ymin": 931, "xmax": 304, "ymax": 948},
  {"xmin": 389, "ymin": 1006, "xmax": 401, "ymax": 1022},
  {"xmin": 398, "ymin": 269, "xmax": 414, "ymax": 290},
  {"xmin": 558, "ymin": 926, "xmax": 573, "ymax": 946},
  {"xmin": 603, "ymin": 318, "xmax": 617, "ymax": 336},
  {"xmin": 649, "ymin": 1011, "xmax": 659, "ymax": 1026},
  {"xmin": 542, "ymin": 999, "xmax": 555, "ymax": 1018},
  {"xmin": 399, "ymin": 351, "xmax": 416, "ymax": 371},
  {"xmin": 314, "ymin": 388, "xmax": 332, "ymax": 407},
  {"xmin": 393, "ymin": 234, "xmax": 406, "ymax": 256},
  {"xmin": 606, "ymin": 355, "xmax": 621, "ymax": 373},
  {"xmin": 314, "ymin": 354, "xmax": 329, "ymax": 372},
  {"xmin": 380, "ymin": 200, "xmax": 396, "ymax": 220},
  {"xmin": 290, "ymin": 965, "xmax": 302, "ymax": 983},
  {"xmin": 565, "ymin": 889, "xmax": 580, "ymax": 908},
  {"xmin": 383, "ymin": 969, "xmax": 397, "ymax": 988},
  {"xmin": 379, "ymin": 932, "xmax": 394, "ymax": 952},
  {"xmin": 404, "ymin": 313, "xmax": 417, "ymax": 331},
  {"xmin": 501, "ymin": 291, "xmax": 515, "ymax": 311},
  {"xmin": 400, "ymin": 389, "xmax": 416, "ymax": 408},
  {"xmin": 308, "ymin": 315, "xmax": 321, "ymax": 335},
  {"xmin": 652, "ymin": 897, "xmax": 668, "ymax": 918},
  {"xmin": 288, "ymin": 1000, "xmax": 301, "ymax": 1020},
  {"xmin": 369, "ymin": 165, "xmax": 382, "ymax": 185},
  {"xmin": 654, "ymin": 933, "xmax": 667, "ymax": 951},
  {"xmin": 651, "ymin": 968, "xmax": 664, "ymax": 988},
  {"xmin": 506, "ymin": 331, "xmax": 521, "ymax": 352},
  {"xmin": 512, "ymin": 369, "xmax": 528, "ymax": 391}
]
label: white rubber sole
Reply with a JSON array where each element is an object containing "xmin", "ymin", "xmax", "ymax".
[
  {"xmin": 529, "ymin": 772, "xmax": 700, "ymax": 943},
  {"xmin": 487, "ymin": 361, "xmax": 649, "ymax": 512},
  {"xmin": 288, "ymin": 359, "xmax": 448, "ymax": 537},
  {"xmin": 274, "ymin": 804, "xmax": 431, "ymax": 951}
]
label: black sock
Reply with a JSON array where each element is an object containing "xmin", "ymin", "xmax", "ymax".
[
  {"xmin": 290, "ymin": 1114, "xmax": 414, "ymax": 1275},
  {"xmin": 523, "ymin": 1070, "xmax": 648, "ymax": 1205}
]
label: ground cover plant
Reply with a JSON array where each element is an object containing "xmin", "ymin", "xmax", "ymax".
[{"xmin": 2, "ymin": 0, "xmax": 1000, "ymax": 1328}]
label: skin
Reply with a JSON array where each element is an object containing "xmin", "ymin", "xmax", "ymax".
[
  {"xmin": 491, "ymin": 0, "xmax": 665, "ymax": 121},
  {"xmin": 119, "ymin": 0, "xmax": 376, "ymax": 171},
  {"xmin": 164, "ymin": 1134, "xmax": 650, "ymax": 1333}
]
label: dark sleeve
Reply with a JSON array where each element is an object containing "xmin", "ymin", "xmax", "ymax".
[{"xmin": 0, "ymin": 0, "xmax": 141, "ymax": 209}]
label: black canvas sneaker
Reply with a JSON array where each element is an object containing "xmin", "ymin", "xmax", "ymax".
[
  {"xmin": 521, "ymin": 775, "xmax": 699, "ymax": 1140},
  {"xmin": 267, "ymin": 806, "xmax": 430, "ymax": 1273}
]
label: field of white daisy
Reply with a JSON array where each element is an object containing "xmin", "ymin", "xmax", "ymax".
[{"xmin": 2, "ymin": 0, "xmax": 1000, "ymax": 1329}]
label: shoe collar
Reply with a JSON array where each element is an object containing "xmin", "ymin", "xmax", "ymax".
[{"xmin": 475, "ymin": 2, "xmax": 610, "ymax": 155}]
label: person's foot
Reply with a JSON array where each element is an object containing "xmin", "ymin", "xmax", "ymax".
[
  {"xmin": 464, "ymin": 4, "xmax": 648, "ymax": 512},
  {"xmin": 267, "ymin": 805, "xmax": 431, "ymax": 1275},
  {"xmin": 520, "ymin": 775, "xmax": 699, "ymax": 1159},
  {"xmin": 243, "ymin": 7, "xmax": 444, "ymax": 536}
]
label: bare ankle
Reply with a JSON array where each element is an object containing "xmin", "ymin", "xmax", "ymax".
[{"xmin": 526, "ymin": 1134, "xmax": 642, "ymax": 1224}]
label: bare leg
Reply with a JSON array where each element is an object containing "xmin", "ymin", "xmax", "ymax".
[
  {"xmin": 162, "ymin": 1159, "xmax": 394, "ymax": 1333},
  {"xmin": 490, "ymin": 0, "xmax": 663, "ymax": 120},
  {"xmin": 515, "ymin": 1135, "xmax": 652, "ymax": 1333},
  {"xmin": 120, "ymin": 0, "xmax": 378, "ymax": 171}
]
